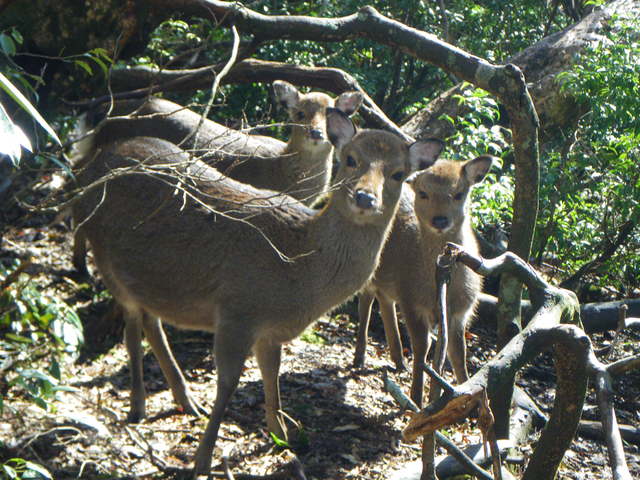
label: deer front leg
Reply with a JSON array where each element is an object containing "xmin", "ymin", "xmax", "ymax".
[
  {"xmin": 354, "ymin": 290, "xmax": 375, "ymax": 368},
  {"xmin": 447, "ymin": 308, "xmax": 470, "ymax": 383},
  {"xmin": 403, "ymin": 305, "xmax": 430, "ymax": 408},
  {"xmin": 193, "ymin": 323, "xmax": 252, "ymax": 477},
  {"xmin": 378, "ymin": 294, "xmax": 406, "ymax": 371},
  {"xmin": 254, "ymin": 338, "xmax": 286, "ymax": 440}
]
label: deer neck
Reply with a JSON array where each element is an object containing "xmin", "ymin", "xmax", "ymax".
[
  {"xmin": 303, "ymin": 195, "xmax": 399, "ymax": 308},
  {"xmin": 280, "ymin": 130, "xmax": 333, "ymax": 202}
]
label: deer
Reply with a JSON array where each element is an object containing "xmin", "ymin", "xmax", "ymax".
[
  {"xmin": 72, "ymin": 81, "xmax": 363, "ymax": 274},
  {"xmin": 71, "ymin": 108, "xmax": 444, "ymax": 476},
  {"xmin": 353, "ymin": 155, "xmax": 494, "ymax": 406}
]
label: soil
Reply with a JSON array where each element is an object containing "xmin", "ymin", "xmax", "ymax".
[{"xmin": 0, "ymin": 178, "xmax": 638, "ymax": 480}]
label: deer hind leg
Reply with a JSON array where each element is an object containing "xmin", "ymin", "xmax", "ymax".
[
  {"xmin": 123, "ymin": 308, "xmax": 146, "ymax": 422},
  {"xmin": 193, "ymin": 321, "xmax": 253, "ymax": 476},
  {"xmin": 378, "ymin": 293, "xmax": 406, "ymax": 371},
  {"xmin": 141, "ymin": 314, "xmax": 206, "ymax": 416},
  {"xmin": 354, "ymin": 290, "xmax": 375, "ymax": 368},
  {"xmin": 254, "ymin": 338, "xmax": 286, "ymax": 440}
]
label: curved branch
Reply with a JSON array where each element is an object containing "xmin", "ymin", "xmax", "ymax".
[
  {"xmin": 105, "ymin": 59, "xmax": 408, "ymax": 139},
  {"xmin": 403, "ymin": 244, "xmax": 635, "ymax": 480}
]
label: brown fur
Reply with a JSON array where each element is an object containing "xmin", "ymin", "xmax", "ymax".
[
  {"xmin": 354, "ymin": 155, "xmax": 494, "ymax": 406},
  {"xmin": 71, "ymin": 111, "xmax": 443, "ymax": 475},
  {"xmin": 72, "ymin": 83, "xmax": 363, "ymax": 274}
]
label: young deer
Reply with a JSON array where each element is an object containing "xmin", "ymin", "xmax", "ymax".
[
  {"xmin": 71, "ymin": 110, "xmax": 443, "ymax": 475},
  {"xmin": 72, "ymin": 82, "xmax": 363, "ymax": 274},
  {"xmin": 354, "ymin": 155, "xmax": 494, "ymax": 406}
]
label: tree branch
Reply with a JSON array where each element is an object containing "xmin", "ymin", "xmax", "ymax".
[{"xmin": 83, "ymin": 58, "xmax": 407, "ymax": 140}]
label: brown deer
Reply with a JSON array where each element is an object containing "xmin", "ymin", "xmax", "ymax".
[
  {"xmin": 354, "ymin": 155, "xmax": 494, "ymax": 406},
  {"xmin": 72, "ymin": 82, "xmax": 363, "ymax": 274},
  {"xmin": 71, "ymin": 109, "xmax": 443, "ymax": 475}
]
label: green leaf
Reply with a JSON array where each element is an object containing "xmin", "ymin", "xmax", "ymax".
[
  {"xmin": 5, "ymin": 333, "xmax": 32, "ymax": 344},
  {"xmin": 0, "ymin": 72, "xmax": 61, "ymax": 146},
  {"xmin": 10, "ymin": 28, "xmax": 23, "ymax": 45},
  {"xmin": 0, "ymin": 33, "xmax": 16, "ymax": 55},
  {"xmin": 19, "ymin": 369, "xmax": 57, "ymax": 384},
  {"xmin": 90, "ymin": 56, "xmax": 109, "ymax": 77},
  {"xmin": 74, "ymin": 60, "xmax": 92, "ymax": 75},
  {"xmin": 1, "ymin": 464, "xmax": 18, "ymax": 479},
  {"xmin": 0, "ymin": 102, "xmax": 31, "ymax": 165},
  {"xmin": 49, "ymin": 357, "xmax": 61, "ymax": 380},
  {"xmin": 33, "ymin": 397, "xmax": 48, "ymax": 410},
  {"xmin": 269, "ymin": 431, "xmax": 290, "ymax": 448},
  {"xmin": 23, "ymin": 462, "xmax": 53, "ymax": 479}
]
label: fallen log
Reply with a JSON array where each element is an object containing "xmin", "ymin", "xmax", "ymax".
[{"xmin": 476, "ymin": 292, "xmax": 640, "ymax": 334}]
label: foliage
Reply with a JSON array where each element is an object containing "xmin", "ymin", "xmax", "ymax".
[
  {"xmin": 0, "ymin": 458, "xmax": 52, "ymax": 480},
  {"xmin": 300, "ymin": 326, "xmax": 327, "ymax": 345},
  {"xmin": 129, "ymin": 1, "xmax": 571, "ymax": 128},
  {"xmin": 0, "ymin": 260, "xmax": 83, "ymax": 413},
  {"xmin": 536, "ymin": 14, "xmax": 640, "ymax": 294},
  {"xmin": 442, "ymin": 85, "xmax": 513, "ymax": 233},
  {"xmin": 0, "ymin": 27, "xmax": 107, "ymax": 166}
]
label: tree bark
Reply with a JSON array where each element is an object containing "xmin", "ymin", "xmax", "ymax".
[{"xmin": 404, "ymin": 243, "xmax": 635, "ymax": 480}]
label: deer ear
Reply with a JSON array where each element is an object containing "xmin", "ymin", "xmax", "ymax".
[
  {"xmin": 326, "ymin": 108, "xmax": 356, "ymax": 149},
  {"xmin": 273, "ymin": 80, "xmax": 300, "ymax": 110},
  {"xmin": 335, "ymin": 91, "xmax": 364, "ymax": 116},
  {"xmin": 408, "ymin": 138, "xmax": 445, "ymax": 173},
  {"xmin": 464, "ymin": 155, "xmax": 494, "ymax": 184}
]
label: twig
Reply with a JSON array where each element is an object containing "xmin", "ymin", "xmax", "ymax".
[
  {"xmin": 607, "ymin": 354, "xmax": 640, "ymax": 376},
  {"xmin": 422, "ymin": 248, "xmax": 454, "ymax": 479},
  {"xmin": 124, "ymin": 425, "xmax": 168, "ymax": 470},
  {"xmin": 383, "ymin": 375, "xmax": 493, "ymax": 480},
  {"xmin": 422, "ymin": 363, "xmax": 455, "ymax": 396},
  {"xmin": 478, "ymin": 388, "xmax": 502, "ymax": 480},
  {"xmin": 586, "ymin": 351, "xmax": 634, "ymax": 480},
  {"xmin": 187, "ymin": 24, "xmax": 240, "ymax": 151}
]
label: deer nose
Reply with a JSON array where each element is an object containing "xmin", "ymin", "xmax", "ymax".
[
  {"xmin": 432, "ymin": 216, "xmax": 449, "ymax": 230},
  {"xmin": 309, "ymin": 129, "xmax": 324, "ymax": 140},
  {"xmin": 355, "ymin": 190, "xmax": 377, "ymax": 210}
]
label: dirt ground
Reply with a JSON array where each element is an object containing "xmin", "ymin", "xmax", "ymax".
[{"xmin": 1, "ymin": 188, "xmax": 639, "ymax": 480}]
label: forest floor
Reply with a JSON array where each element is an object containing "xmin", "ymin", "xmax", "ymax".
[{"xmin": 1, "ymin": 185, "xmax": 639, "ymax": 480}]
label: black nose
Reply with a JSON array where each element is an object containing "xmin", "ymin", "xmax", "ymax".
[
  {"xmin": 432, "ymin": 216, "xmax": 449, "ymax": 230},
  {"xmin": 309, "ymin": 129, "xmax": 324, "ymax": 140},
  {"xmin": 355, "ymin": 191, "xmax": 377, "ymax": 210}
]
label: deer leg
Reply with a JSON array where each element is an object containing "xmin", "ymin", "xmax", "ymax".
[
  {"xmin": 141, "ymin": 314, "xmax": 206, "ymax": 416},
  {"xmin": 254, "ymin": 339, "xmax": 286, "ymax": 440},
  {"xmin": 353, "ymin": 290, "xmax": 375, "ymax": 368},
  {"xmin": 72, "ymin": 228, "xmax": 89, "ymax": 276},
  {"xmin": 124, "ymin": 309, "xmax": 146, "ymax": 422},
  {"xmin": 447, "ymin": 309, "xmax": 470, "ymax": 383},
  {"xmin": 403, "ymin": 306, "xmax": 430, "ymax": 408},
  {"xmin": 378, "ymin": 294, "xmax": 406, "ymax": 371},
  {"xmin": 193, "ymin": 324, "xmax": 252, "ymax": 477}
]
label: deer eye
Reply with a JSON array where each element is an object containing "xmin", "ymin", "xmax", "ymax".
[
  {"xmin": 346, "ymin": 155, "xmax": 357, "ymax": 168},
  {"xmin": 391, "ymin": 171, "xmax": 405, "ymax": 181},
  {"xmin": 418, "ymin": 191, "xmax": 428, "ymax": 200},
  {"xmin": 295, "ymin": 111, "xmax": 305, "ymax": 121},
  {"xmin": 454, "ymin": 192, "xmax": 464, "ymax": 201}
]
